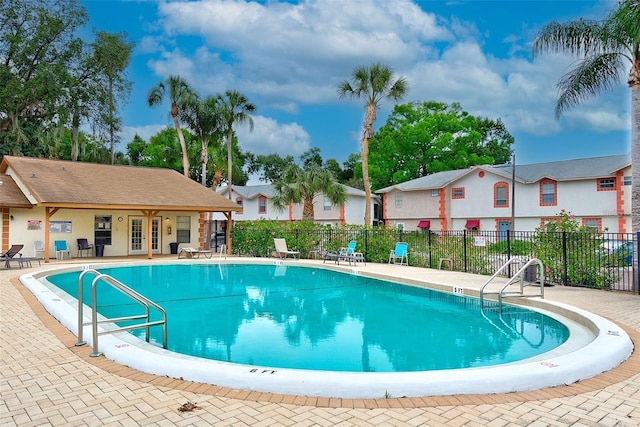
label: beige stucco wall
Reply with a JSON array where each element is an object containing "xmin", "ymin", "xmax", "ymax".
[{"xmin": 4, "ymin": 207, "xmax": 200, "ymax": 258}]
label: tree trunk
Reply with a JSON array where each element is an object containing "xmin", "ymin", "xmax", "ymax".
[
  {"xmin": 71, "ymin": 113, "xmax": 79, "ymax": 161},
  {"xmin": 201, "ymin": 139, "xmax": 209, "ymax": 186},
  {"xmin": 303, "ymin": 197, "xmax": 315, "ymax": 221},
  {"xmin": 227, "ymin": 128, "xmax": 233, "ymax": 200},
  {"xmin": 213, "ymin": 168, "xmax": 223, "ymax": 189},
  {"xmin": 361, "ymin": 103, "xmax": 377, "ymax": 226},
  {"xmin": 172, "ymin": 102, "xmax": 189, "ymax": 178}
]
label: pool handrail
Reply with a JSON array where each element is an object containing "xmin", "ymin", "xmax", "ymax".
[
  {"xmin": 76, "ymin": 268, "xmax": 167, "ymax": 357},
  {"xmin": 480, "ymin": 257, "xmax": 545, "ymax": 311}
]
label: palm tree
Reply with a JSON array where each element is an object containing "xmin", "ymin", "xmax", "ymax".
[
  {"xmin": 533, "ymin": 0, "xmax": 640, "ymax": 231},
  {"xmin": 182, "ymin": 95, "xmax": 223, "ymax": 186},
  {"xmin": 218, "ymin": 90, "xmax": 256, "ymax": 199},
  {"xmin": 338, "ymin": 63, "xmax": 409, "ymax": 225},
  {"xmin": 147, "ymin": 75, "xmax": 195, "ymax": 177},
  {"xmin": 272, "ymin": 165, "xmax": 347, "ymax": 221}
]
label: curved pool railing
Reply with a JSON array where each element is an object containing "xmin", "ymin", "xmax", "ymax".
[
  {"xmin": 75, "ymin": 268, "xmax": 167, "ymax": 357},
  {"xmin": 480, "ymin": 257, "xmax": 545, "ymax": 310}
]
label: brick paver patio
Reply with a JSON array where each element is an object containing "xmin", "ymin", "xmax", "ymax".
[{"xmin": 2, "ymin": 258, "xmax": 639, "ymax": 426}]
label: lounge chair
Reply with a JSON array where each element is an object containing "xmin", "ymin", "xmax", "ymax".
[
  {"xmin": 324, "ymin": 241, "xmax": 365, "ymax": 265},
  {"xmin": 389, "ymin": 242, "xmax": 409, "ymax": 266},
  {"xmin": 274, "ymin": 238, "xmax": 300, "ymax": 259},
  {"xmin": 339, "ymin": 241, "xmax": 366, "ymax": 265},
  {"xmin": 77, "ymin": 238, "xmax": 94, "ymax": 257},
  {"xmin": 178, "ymin": 247, "xmax": 214, "ymax": 259},
  {"xmin": 54, "ymin": 240, "xmax": 71, "ymax": 259},
  {"xmin": 2, "ymin": 244, "xmax": 24, "ymax": 268}
]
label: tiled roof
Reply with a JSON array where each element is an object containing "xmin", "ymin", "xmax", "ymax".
[
  {"xmin": 1, "ymin": 156, "xmax": 241, "ymax": 212},
  {"xmin": 0, "ymin": 174, "xmax": 32, "ymax": 208}
]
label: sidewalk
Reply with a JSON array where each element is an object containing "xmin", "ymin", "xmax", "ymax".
[{"xmin": 2, "ymin": 258, "xmax": 639, "ymax": 426}]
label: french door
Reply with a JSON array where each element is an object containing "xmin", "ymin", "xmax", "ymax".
[{"xmin": 129, "ymin": 216, "xmax": 161, "ymax": 255}]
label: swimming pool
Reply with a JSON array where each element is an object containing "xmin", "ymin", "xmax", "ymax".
[
  {"xmin": 22, "ymin": 259, "xmax": 633, "ymax": 398},
  {"xmin": 45, "ymin": 263, "xmax": 569, "ymax": 372}
]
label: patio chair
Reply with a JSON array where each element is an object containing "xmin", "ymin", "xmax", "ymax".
[
  {"xmin": 338, "ymin": 241, "xmax": 366, "ymax": 266},
  {"xmin": 54, "ymin": 240, "xmax": 71, "ymax": 259},
  {"xmin": 77, "ymin": 238, "xmax": 94, "ymax": 257},
  {"xmin": 389, "ymin": 242, "xmax": 409, "ymax": 266},
  {"xmin": 33, "ymin": 240, "xmax": 45, "ymax": 258},
  {"xmin": 274, "ymin": 238, "xmax": 300, "ymax": 259},
  {"xmin": 2, "ymin": 244, "xmax": 24, "ymax": 268}
]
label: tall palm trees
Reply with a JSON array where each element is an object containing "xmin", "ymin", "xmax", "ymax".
[
  {"xmin": 533, "ymin": 0, "xmax": 640, "ymax": 231},
  {"xmin": 272, "ymin": 165, "xmax": 347, "ymax": 221},
  {"xmin": 147, "ymin": 75, "xmax": 195, "ymax": 177},
  {"xmin": 182, "ymin": 95, "xmax": 223, "ymax": 186},
  {"xmin": 219, "ymin": 90, "xmax": 256, "ymax": 199},
  {"xmin": 338, "ymin": 63, "xmax": 409, "ymax": 225}
]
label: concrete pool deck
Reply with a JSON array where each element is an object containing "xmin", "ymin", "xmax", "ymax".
[{"xmin": 2, "ymin": 256, "xmax": 639, "ymax": 426}]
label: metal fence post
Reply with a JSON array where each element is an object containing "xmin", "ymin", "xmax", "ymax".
[
  {"xmin": 562, "ymin": 231, "xmax": 568, "ymax": 286},
  {"xmin": 631, "ymin": 231, "xmax": 640, "ymax": 295},
  {"xmin": 463, "ymin": 229, "xmax": 468, "ymax": 272},
  {"xmin": 428, "ymin": 230, "xmax": 433, "ymax": 269}
]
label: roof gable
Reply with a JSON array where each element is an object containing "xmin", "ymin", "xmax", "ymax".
[{"xmin": 0, "ymin": 174, "xmax": 32, "ymax": 208}]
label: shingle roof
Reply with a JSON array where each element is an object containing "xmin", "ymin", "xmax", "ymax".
[
  {"xmin": 1, "ymin": 156, "xmax": 241, "ymax": 212},
  {"xmin": 376, "ymin": 169, "xmax": 471, "ymax": 193},
  {"xmin": 375, "ymin": 154, "xmax": 630, "ymax": 193},
  {"xmin": 220, "ymin": 184, "xmax": 378, "ymax": 199},
  {"xmin": 0, "ymin": 174, "xmax": 32, "ymax": 208},
  {"xmin": 492, "ymin": 154, "xmax": 630, "ymax": 182}
]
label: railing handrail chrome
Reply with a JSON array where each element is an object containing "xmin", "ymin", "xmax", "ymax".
[
  {"xmin": 75, "ymin": 268, "xmax": 167, "ymax": 357},
  {"xmin": 480, "ymin": 257, "xmax": 545, "ymax": 311}
]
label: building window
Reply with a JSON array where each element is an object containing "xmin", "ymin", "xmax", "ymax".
[
  {"xmin": 176, "ymin": 216, "xmax": 191, "ymax": 243},
  {"xmin": 540, "ymin": 179, "xmax": 557, "ymax": 206},
  {"xmin": 235, "ymin": 197, "xmax": 243, "ymax": 206},
  {"xmin": 395, "ymin": 222, "xmax": 405, "ymax": 231},
  {"xmin": 582, "ymin": 218, "xmax": 602, "ymax": 232},
  {"xmin": 394, "ymin": 192, "xmax": 403, "ymax": 208},
  {"xmin": 624, "ymin": 176, "xmax": 632, "ymax": 186},
  {"xmin": 431, "ymin": 190, "xmax": 439, "ymax": 197},
  {"xmin": 94, "ymin": 215, "xmax": 112, "ymax": 246},
  {"xmin": 494, "ymin": 182, "xmax": 508, "ymax": 208},
  {"xmin": 258, "ymin": 196, "xmax": 267, "ymax": 214},
  {"xmin": 452, "ymin": 187, "xmax": 465, "ymax": 199},
  {"xmin": 597, "ymin": 177, "xmax": 616, "ymax": 191},
  {"xmin": 323, "ymin": 197, "xmax": 332, "ymax": 211}
]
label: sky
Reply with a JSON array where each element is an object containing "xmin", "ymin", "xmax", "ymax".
[{"xmin": 82, "ymin": 0, "xmax": 631, "ymax": 176}]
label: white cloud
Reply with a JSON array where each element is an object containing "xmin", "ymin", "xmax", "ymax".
[
  {"xmin": 236, "ymin": 115, "xmax": 311, "ymax": 157},
  {"xmin": 141, "ymin": 0, "xmax": 627, "ymax": 147}
]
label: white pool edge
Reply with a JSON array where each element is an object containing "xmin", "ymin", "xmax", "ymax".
[{"xmin": 19, "ymin": 261, "xmax": 634, "ymax": 399}]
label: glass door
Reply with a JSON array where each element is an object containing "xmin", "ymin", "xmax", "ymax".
[{"xmin": 129, "ymin": 216, "xmax": 161, "ymax": 255}]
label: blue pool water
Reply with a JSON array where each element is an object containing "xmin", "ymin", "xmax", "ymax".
[{"xmin": 47, "ymin": 264, "xmax": 569, "ymax": 372}]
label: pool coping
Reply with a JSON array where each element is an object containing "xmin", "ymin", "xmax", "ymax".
[{"xmin": 14, "ymin": 259, "xmax": 639, "ymax": 406}]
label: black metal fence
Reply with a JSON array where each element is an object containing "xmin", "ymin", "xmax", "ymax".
[{"xmin": 207, "ymin": 220, "xmax": 639, "ymax": 294}]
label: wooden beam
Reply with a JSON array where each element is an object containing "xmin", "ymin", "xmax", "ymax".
[
  {"xmin": 224, "ymin": 211, "xmax": 232, "ymax": 255},
  {"xmin": 142, "ymin": 210, "xmax": 159, "ymax": 259}
]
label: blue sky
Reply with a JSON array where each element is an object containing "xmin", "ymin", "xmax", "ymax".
[{"xmin": 82, "ymin": 0, "xmax": 630, "ymax": 174}]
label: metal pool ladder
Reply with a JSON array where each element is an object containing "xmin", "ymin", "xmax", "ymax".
[
  {"xmin": 480, "ymin": 257, "xmax": 545, "ymax": 311},
  {"xmin": 75, "ymin": 268, "xmax": 167, "ymax": 357}
]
